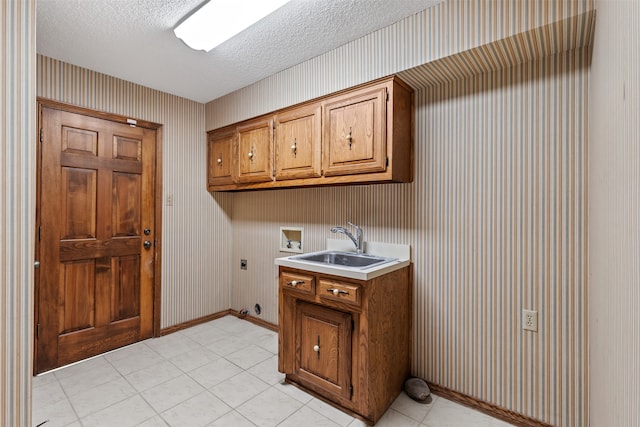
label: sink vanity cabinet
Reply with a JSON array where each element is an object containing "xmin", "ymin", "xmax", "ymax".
[
  {"xmin": 206, "ymin": 75, "xmax": 413, "ymax": 192},
  {"xmin": 278, "ymin": 265, "xmax": 412, "ymax": 425}
]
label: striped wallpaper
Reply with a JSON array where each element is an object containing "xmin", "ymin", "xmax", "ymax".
[
  {"xmin": 206, "ymin": 0, "xmax": 594, "ymax": 130},
  {"xmin": 1, "ymin": 0, "xmax": 36, "ymax": 426},
  {"xmin": 589, "ymin": 1, "xmax": 640, "ymax": 426},
  {"xmin": 7, "ymin": 1, "xmax": 630, "ymax": 426},
  {"xmin": 207, "ymin": 1, "xmax": 594, "ymax": 426},
  {"xmin": 36, "ymin": 55, "xmax": 234, "ymax": 329}
]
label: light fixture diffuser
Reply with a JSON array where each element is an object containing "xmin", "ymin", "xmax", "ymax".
[{"xmin": 174, "ymin": 0, "xmax": 290, "ymax": 52}]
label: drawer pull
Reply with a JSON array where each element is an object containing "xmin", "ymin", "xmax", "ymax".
[
  {"xmin": 287, "ymin": 280, "xmax": 305, "ymax": 287},
  {"xmin": 328, "ymin": 288, "xmax": 349, "ymax": 296}
]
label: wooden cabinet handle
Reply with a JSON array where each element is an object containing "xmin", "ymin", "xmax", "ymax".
[
  {"xmin": 328, "ymin": 288, "xmax": 349, "ymax": 296},
  {"xmin": 287, "ymin": 280, "xmax": 305, "ymax": 287},
  {"xmin": 314, "ymin": 335, "xmax": 320, "ymax": 359}
]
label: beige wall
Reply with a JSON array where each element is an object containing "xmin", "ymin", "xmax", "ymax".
[
  {"xmin": 1, "ymin": 1, "xmax": 36, "ymax": 425},
  {"xmin": 206, "ymin": 2, "xmax": 593, "ymax": 425},
  {"xmin": 7, "ymin": 1, "xmax": 631, "ymax": 426},
  {"xmin": 589, "ymin": 0, "xmax": 640, "ymax": 426}
]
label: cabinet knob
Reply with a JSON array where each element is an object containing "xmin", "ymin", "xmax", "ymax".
[
  {"xmin": 217, "ymin": 157, "xmax": 222, "ymax": 164},
  {"xmin": 328, "ymin": 288, "xmax": 349, "ymax": 296},
  {"xmin": 333, "ymin": 288, "xmax": 340, "ymax": 296},
  {"xmin": 291, "ymin": 139, "xmax": 297, "ymax": 157},
  {"xmin": 288, "ymin": 280, "xmax": 304, "ymax": 287},
  {"xmin": 248, "ymin": 151, "xmax": 254, "ymax": 158},
  {"xmin": 346, "ymin": 127, "xmax": 353, "ymax": 149},
  {"xmin": 313, "ymin": 344, "xmax": 320, "ymax": 352}
]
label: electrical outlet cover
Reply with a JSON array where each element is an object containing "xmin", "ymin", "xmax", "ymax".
[{"xmin": 523, "ymin": 309, "xmax": 538, "ymax": 332}]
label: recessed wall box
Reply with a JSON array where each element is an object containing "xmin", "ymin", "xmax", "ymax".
[{"xmin": 280, "ymin": 227, "xmax": 303, "ymax": 253}]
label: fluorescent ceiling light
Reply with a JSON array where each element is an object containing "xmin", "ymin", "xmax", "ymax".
[{"xmin": 174, "ymin": 0, "xmax": 290, "ymax": 52}]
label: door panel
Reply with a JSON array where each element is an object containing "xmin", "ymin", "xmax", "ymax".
[
  {"xmin": 295, "ymin": 301, "xmax": 352, "ymax": 400},
  {"xmin": 322, "ymin": 86, "xmax": 387, "ymax": 176},
  {"xmin": 37, "ymin": 105, "xmax": 157, "ymax": 373},
  {"xmin": 207, "ymin": 128, "xmax": 235, "ymax": 187},
  {"xmin": 112, "ymin": 172, "xmax": 141, "ymax": 236},
  {"xmin": 111, "ymin": 255, "xmax": 141, "ymax": 322},
  {"xmin": 274, "ymin": 104, "xmax": 321, "ymax": 180},
  {"xmin": 58, "ymin": 260, "xmax": 96, "ymax": 334},
  {"xmin": 61, "ymin": 167, "xmax": 97, "ymax": 239},
  {"xmin": 237, "ymin": 117, "xmax": 273, "ymax": 183}
]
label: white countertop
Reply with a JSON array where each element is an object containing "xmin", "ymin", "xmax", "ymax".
[{"xmin": 275, "ymin": 239, "xmax": 411, "ymax": 280}]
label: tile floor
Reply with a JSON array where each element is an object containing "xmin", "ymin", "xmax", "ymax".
[{"xmin": 33, "ymin": 315, "xmax": 513, "ymax": 427}]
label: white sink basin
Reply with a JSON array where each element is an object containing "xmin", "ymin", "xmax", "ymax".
[
  {"xmin": 290, "ymin": 251, "xmax": 396, "ymax": 269},
  {"xmin": 276, "ymin": 240, "xmax": 411, "ymax": 280}
]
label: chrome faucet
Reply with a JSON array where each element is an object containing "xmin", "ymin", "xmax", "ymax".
[{"xmin": 331, "ymin": 222, "xmax": 363, "ymax": 254}]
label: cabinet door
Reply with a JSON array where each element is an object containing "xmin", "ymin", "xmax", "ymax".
[
  {"xmin": 323, "ymin": 85, "xmax": 387, "ymax": 176},
  {"xmin": 275, "ymin": 104, "xmax": 322, "ymax": 180},
  {"xmin": 296, "ymin": 301, "xmax": 352, "ymax": 400},
  {"xmin": 207, "ymin": 128, "xmax": 235, "ymax": 188},
  {"xmin": 237, "ymin": 117, "xmax": 273, "ymax": 183}
]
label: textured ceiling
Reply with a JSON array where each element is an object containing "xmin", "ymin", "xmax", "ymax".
[{"xmin": 36, "ymin": 0, "xmax": 443, "ymax": 103}]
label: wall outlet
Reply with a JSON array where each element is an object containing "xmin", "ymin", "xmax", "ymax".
[
  {"xmin": 240, "ymin": 259, "xmax": 247, "ymax": 270},
  {"xmin": 523, "ymin": 309, "xmax": 538, "ymax": 332}
]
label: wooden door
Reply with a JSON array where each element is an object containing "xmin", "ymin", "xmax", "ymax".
[
  {"xmin": 36, "ymin": 104, "xmax": 157, "ymax": 373},
  {"xmin": 323, "ymin": 85, "xmax": 387, "ymax": 176},
  {"xmin": 296, "ymin": 301, "xmax": 352, "ymax": 400},
  {"xmin": 274, "ymin": 104, "xmax": 321, "ymax": 180},
  {"xmin": 236, "ymin": 117, "xmax": 273, "ymax": 183},
  {"xmin": 207, "ymin": 126, "xmax": 235, "ymax": 189}
]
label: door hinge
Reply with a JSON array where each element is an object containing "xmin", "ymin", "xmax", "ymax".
[
  {"xmin": 36, "ymin": 323, "xmax": 40, "ymax": 338},
  {"xmin": 386, "ymin": 157, "xmax": 389, "ymax": 167},
  {"xmin": 39, "ymin": 128, "xmax": 43, "ymax": 143},
  {"xmin": 349, "ymin": 384, "xmax": 353, "ymax": 398},
  {"xmin": 386, "ymin": 92, "xmax": 389, "ymax": 102},
  {"xmin": 38, "ymin": 225, "xmax": 41, "ymax": 241},
  {"xmin": 351, "ymin": 318, "xmax": 355, "ymax": 331}
]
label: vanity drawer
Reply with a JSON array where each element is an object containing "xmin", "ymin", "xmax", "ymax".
[
  {"xmin": 318, "ymin": 279, "xmax": 361, "ymax": 306},
  {"xmin": 280, "ymin": 271, "xmax": 315, "ymax": 294}
]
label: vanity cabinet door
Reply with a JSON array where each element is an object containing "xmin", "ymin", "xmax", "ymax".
[
  {"xmin": 296, "ymin": 301, "xmax": 352, "ymax": 401},
  {"xmin": 207, "ymin": 127, "xmax": 235, "ymax": 188},
  {"xmin": 275, "ymin": 104, "xmax": 321, "ymax": 180},
  {"xmin": 323, "ymin": 85, "xmax": 387, "ymax": 176},
  {"xmin": 237, "ymin": 117, "xmax": 273, "ymax": 183}
]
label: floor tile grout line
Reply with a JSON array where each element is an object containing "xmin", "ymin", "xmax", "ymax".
[{"xmin": 34, "ymin": 316, "xmax": 513, "ymax": 427}]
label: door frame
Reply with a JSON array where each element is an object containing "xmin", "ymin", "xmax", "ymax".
[{"xmin": 34, "ymin": 98, "xmax": 163, "ymax": 373}]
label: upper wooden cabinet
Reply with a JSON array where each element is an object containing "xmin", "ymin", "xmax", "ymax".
[
  {"xmin": 323, "ymin": 85, "xmax": 387, "ymax": 176},
  {"xmin": 207, "ymin": 126, "xmax": 235, "ymax": 187},
  {"xmin": 275, "ymin": 103, "xmax": 322, "ymax": 180},
  {"xmin": 236, "ymin": 117, "xmax": 273, "ymax": 183},
  {"xmin": 206, "ymin": 75, "xmax": 413, "ymax": 192}
]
